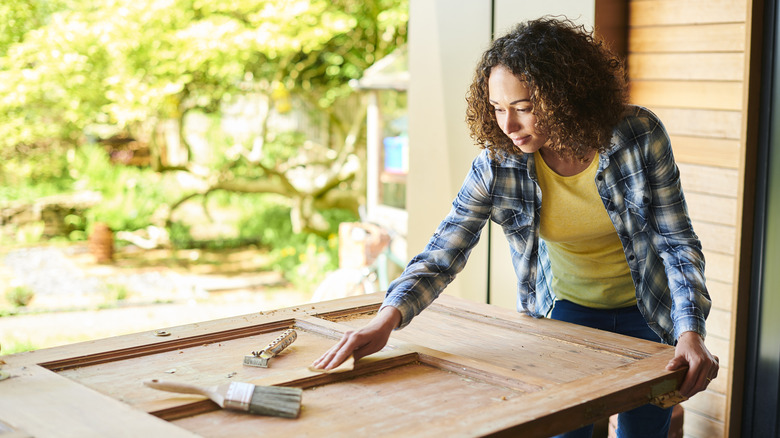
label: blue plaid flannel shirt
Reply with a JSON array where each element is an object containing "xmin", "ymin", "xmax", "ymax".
[{"xmin": 382, "ymin": 105, "xmax": 711, "ymax": 345}]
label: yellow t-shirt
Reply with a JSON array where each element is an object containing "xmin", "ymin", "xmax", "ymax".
[{"xmin": 534, "ymin": 151, "xmax": 637, "ymax": 309}]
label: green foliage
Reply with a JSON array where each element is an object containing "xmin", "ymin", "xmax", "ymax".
[
  {"xmin": 0, "ymin": 151, "xmax": 74, "ymax": 200},
  {"xmin": 0, "ymin": 0, "xmax": 407, "ymax": 159},
  {"xmin": 273, "ymin": 232, "xmax": 340, "ymax": 292},
  {"xmin": 97, "ymin": 283, "xmax": 131, "ymax": 309},
  {"xmin": 168, "ymin": 221, "xmax": 194, "ymax": 248},
  {"xmin": 0, "ymin": 0, "xmax": 407, "ymax": 287},
  {"xmin": 235, "ymin": 196, "xmax": 357, "ymax": 291},
  {"xmin": 0, "ymin": 3, "xmax": 114, "ymax": 168},
  {"xmin": 234, "ymin": 196, "xmax": 294, "ymax": 247},
  {"xmin": 5, "ymin": 286, "xmax": 35, "ymax": 308},
  {"xmin": 269, "ymin": 209, "xmax": 357, "ymax": 292},
  {"xmin": 71, "ymin": 143, "xmax": 182, "ymax": 231},
  {"xmin": 163, "ymin": 191, "xmax": 357, "ymax": 290},
  {"xmin": 260, "ymin": 131, "xmax": 310, "ymax": 169},
  {"xmin": 0, "ymin": 0, "xmax": 69, "ymax": 57},
  {"xmin": 1, "ymin": 337, "xmax": 38, "ymax": 355},
  {"xmin": 106, "ymin": 283, "xmax": 130, "ymax": 302}
]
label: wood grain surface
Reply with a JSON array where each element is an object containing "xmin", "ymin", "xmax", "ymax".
[{"xmin": 0, "ymin": 293, "xmax": 685, "ymax": 437}]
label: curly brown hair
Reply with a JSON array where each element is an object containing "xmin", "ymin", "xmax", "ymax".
[{"xmin": 466, "ymin": 16, "xmax": 628, "ymax": 161}]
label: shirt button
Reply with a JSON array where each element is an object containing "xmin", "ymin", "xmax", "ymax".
[
  {"xmin": 629, "ymin": 255, "xmax": 635, "ymax": 261},
  {"xmin": 597, "ymin": 175, "xmax": 604, "ymax": 181}
]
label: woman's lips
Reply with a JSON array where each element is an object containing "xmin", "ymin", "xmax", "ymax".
[{"xmin": 512, "ymin": 135, "xmax": 531, "ymax": 147}]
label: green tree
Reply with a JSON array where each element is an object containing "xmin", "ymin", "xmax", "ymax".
[{"xmin": 1, "ymin": 0, "xmax": 407, "ymax": 233}]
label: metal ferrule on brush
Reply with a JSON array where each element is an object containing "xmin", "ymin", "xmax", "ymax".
[{"xmin": 224, "ymin": 381, "xmax": 255, "ymax": 411}]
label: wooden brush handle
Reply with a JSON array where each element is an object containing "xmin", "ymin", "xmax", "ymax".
[{"xmin": 144, "ymin": 379, "xmax": 212, "ymax": 398}]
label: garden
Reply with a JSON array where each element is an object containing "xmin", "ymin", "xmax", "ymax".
[{"xmin": 0, "ymin": 0, "xmax": 408, "ymax": 354}]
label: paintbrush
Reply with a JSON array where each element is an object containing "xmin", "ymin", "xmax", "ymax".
[
  {"xmin": 144, "ymin": 379, "xmax": 303, "ymax": 418},
  {"xmin": 244, "ymin": 328, "xmax": 297, "ymax": 368}
]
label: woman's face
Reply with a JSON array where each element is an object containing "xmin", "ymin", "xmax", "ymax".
[{"xmin": 488, "ymin": 65, "xmax": 548, "ymax": 154}]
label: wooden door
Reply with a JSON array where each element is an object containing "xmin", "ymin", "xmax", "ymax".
[{"xmin": 0, "ymin": 293, "xmax": 685, "ymax": 437}]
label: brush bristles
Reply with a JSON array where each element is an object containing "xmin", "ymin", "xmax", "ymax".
[{"xmin": 247, "ymin": 386, "xmax": 303, "ymax": 418}]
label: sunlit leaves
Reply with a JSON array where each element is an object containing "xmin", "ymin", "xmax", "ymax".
[{"xmin": 0, "ymin": 0, "xmax": 408, "ymax": 187}]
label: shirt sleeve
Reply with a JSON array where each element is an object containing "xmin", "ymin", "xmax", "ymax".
[
  {"xmin": 381, "ymin": 152, "xmax": 495, "ymax": 329},
  {"xmin": 642, "ymin": 112, "xmax": 712, "ymax": 340}
]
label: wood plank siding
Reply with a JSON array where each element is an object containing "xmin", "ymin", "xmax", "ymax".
[{"xmin": 627, "ymin": 1, "xmax": 750, "ymax": 437}]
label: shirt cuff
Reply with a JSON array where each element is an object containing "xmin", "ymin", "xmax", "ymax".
[
  {"xmin": 380, "ymin": 294, "xmax": 418, "ymax": 330},
  {"xmin": 674, "ymin": 316, "xmax": 707, "ymax": 342}
]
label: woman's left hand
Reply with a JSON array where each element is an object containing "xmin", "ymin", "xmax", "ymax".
[{"xmin": 666, "ymin": 331, "xmax": 719, "ymax": 398}]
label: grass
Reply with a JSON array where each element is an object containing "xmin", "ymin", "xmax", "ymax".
[{"xmin": 1, "ymin": 337, "xmax": 39, "ymax": 356}]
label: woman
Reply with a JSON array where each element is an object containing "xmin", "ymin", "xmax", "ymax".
[{"xmin": 312, "ymin": 16, "xmax": 719, "ymax": 437}]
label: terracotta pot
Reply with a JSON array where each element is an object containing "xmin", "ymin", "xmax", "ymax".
[{"xmin": 89, "ymin": 222, "xmax": 114, "ymax": 263}]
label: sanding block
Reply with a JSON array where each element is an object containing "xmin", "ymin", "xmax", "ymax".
[{"xmin": 244, "ymin": 328, "xmax": 297, "ymax": 368}]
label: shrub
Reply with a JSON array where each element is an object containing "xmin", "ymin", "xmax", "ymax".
[
  {"xmin": 72, "ymin": 143, "xmax": 181, "ymax": 233},
  {"xmin": 6, "ymin": 286, "xmax": 35, "ymax": 308},
  {"xmin": 265, "ymin": 208, "xmax": 356, "ymax": 292}
]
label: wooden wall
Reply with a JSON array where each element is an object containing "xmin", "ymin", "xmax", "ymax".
[{"xmin": 626, "ymin": 1, "xmax": 751, "ymax": 436}]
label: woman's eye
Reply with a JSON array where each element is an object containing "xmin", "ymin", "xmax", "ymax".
[{"xmin": 493, "ymin": 107, "xmax": 505, "ymax": 113}]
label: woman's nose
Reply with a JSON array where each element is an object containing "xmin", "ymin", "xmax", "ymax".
[{"xmin": 502, "ymin": 114, "xmax": 520, "ymax": 134}]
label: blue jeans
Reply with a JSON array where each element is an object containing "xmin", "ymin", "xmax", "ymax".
[{"xmin": 549, "ymin": 300, "xmax": 673, "ymax": 438}]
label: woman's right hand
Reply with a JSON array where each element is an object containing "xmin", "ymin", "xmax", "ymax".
[{"xmin": 310, "ymin": 306, "xmax": 402, "ymax": 371}]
